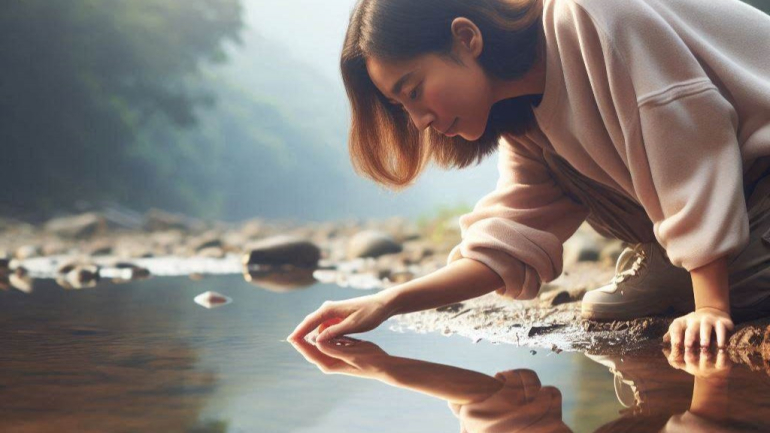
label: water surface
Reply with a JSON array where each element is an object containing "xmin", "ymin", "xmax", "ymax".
[{"xmin": 1, "ymin": 275, "xmax": 767, "ymax": 432}]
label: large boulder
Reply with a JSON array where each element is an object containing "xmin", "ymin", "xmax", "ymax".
[
  {"xmin": 346, "ymin": 230, "xmax": 403, "ymax": 260},
  {"xmin": 242, "ymin": 235, "xmax": 321, "ymax": 267}
]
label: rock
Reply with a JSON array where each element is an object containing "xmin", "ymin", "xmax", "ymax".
[
  {"xmin": 86, "ymin": 240, "xmax": 113, "ymax": 256},
  {"xmin": 9, "ymin": 267, "xmax": 33, "ymax": 293},
  {"xmin": 563, "ymin": 231, "xmax": 602, "ymax": 268},
  {"xmin": 242, "ymin": 235, "xmax": 321, "ymax": 267},
  {"xmin": 114, "ymin": 262, "xmax": 151, "ymax": 280},
  {"xmin": 539, "ymin": 286, "xmax": 587, "ymax": 306},
  {"xmin": 190, "ymin": 236, "xmax": 223, "ymax": 252},
  {"xmin": 41, "ymin": 241, "xmax": 70, "ymax": 256},
  {"xmin": 44, "ymin": 213, "xmax": 107, "ymax": 239},
  {"xmin": 56, "ymin": 264, "xmax": 100, "ymax": 289},
  {"xmin": 194, "ymin": 291, "xmax": 232, "ymax": 309},
  {"xmin": 599, "ymin": 240, "xmax": 627, "ymax": 266},
  {"xmin": 15, "ymin": 244, "xmax": 42, "ymax": 260},
  {"xmin": 0, "ymin": 255, "xmax": 11, "ymax": 273},
  {"xmin": 197, "ymin": 246, "xmax": 225, "ymax": 258},
  {"xmin": 346, "ymin": 230, "xmax": 403, "ymax": 260},
  {"xmin": 143, "ymin": 209, "xmax": 190, "ymax": 232}
]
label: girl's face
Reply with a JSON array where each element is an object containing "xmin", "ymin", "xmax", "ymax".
[
  {"xmin": 366, "ymin": 51, "xmax": 494, "ymax": 141},
  {"xmin": 365, "ymin": 17, "xmax": 496, "ymax": 142}
]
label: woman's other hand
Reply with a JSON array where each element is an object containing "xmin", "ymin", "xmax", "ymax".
[
  {"xmin": 663, "ymin": 307, "xmax": 734, "ymax": 349},
  {"xmin": 287, "ymin": 292, "xmax": 397, "ymax": 343}
]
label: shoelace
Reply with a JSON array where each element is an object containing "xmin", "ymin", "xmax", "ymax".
[{"xmin": 609, "ymin": 244, "xmax": 649, "ymax": 285}]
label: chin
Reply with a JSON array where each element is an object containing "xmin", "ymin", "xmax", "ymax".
[{"xmin": 464, "ymin": 129, "xmax": 485, "ymax": 142}]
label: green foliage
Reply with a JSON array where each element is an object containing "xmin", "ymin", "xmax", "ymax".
[{"xmin": 0, "ymin": 0, "xmax": 242, "ymax": 217}]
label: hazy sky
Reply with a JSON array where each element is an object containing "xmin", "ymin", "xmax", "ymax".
[
  {"xmin": 241, "ymin": 0, "xmax": 500, "ymax": 217},
  {"xmin": 244, "ymin": 0, "xmax": 356, "ymax": 82}
]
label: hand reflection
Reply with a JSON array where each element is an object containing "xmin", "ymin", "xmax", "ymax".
[
  {"xmin": 663, "ymin": 346, "xmax": 732, "ymax": 380},
  {"xmin": 290, "ymin": 336, "xmax": 389, "ymax": 379},
  {"xmin": 289, "ymin": 338, "xmax": 570, "ymax": 433}
]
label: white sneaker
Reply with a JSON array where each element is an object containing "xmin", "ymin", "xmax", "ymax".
[{"xmin": 581, "ymin": 243, "xmax": 694, "ymax": 320}]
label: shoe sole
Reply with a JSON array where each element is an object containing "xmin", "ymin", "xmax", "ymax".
[{"xmin": 581, "ymin": 298, "xmax": 677, "ymax": 321}]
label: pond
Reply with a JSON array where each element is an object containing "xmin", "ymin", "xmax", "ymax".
[{"xmin": 1, "ymin": 273, "xmax": 769, "ymax": 432}]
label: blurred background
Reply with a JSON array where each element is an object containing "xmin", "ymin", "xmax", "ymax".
[{"xmin": 2, "ymin": 0, "xmax": 768, "ymax": 224}]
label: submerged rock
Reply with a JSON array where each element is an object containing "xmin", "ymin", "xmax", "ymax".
[
  {"xmin": 194, "ymin": 291, "xmax": 232, "ymax": 309},
  {"xmin": 242, "ymin": 235, "xmax": 320, "ymax": 267},
  {"xmin": 346, "ymin": 230, "xmax": 403, "ymax": 259}
]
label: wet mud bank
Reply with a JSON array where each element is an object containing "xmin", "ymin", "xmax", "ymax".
[{"xmin": 391, "ymin": 283, "xmax": 770, "ymax": 375}]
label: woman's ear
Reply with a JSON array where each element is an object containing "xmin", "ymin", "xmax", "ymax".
[{"xmin": 450, "ymin": 17, "xmax": 483, "ymax": 58}]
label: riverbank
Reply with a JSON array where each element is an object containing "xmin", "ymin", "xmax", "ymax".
[{"xmin": 2, "ymin": 210, "xmax": 768, "ymax": 372}]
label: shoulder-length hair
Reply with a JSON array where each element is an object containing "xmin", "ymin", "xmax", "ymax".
[{"xmin": 341, "ymin": 0, "xmax": 544, "ymax": 190}]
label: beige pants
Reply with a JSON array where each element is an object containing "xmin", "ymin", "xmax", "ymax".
[{"xmin": 542, "ymin": 149, "xmax": 770, "ymax": 320}]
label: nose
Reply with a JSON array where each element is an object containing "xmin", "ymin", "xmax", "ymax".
[{"xmin": 406, "ymin": 107, "xmax": 435, "ymax": 132}]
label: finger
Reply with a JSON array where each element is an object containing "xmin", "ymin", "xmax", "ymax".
[
  {"xmin": 716, "ymin": 348, "xmax": 730, "ymax": 370},
  {"xmin": 684, "ymin": 347, "xmax": 698, "ymax": 370},
  {"xmin": 700, "ymin": 320, "xmax": 713, "ymax": 349},
  {"xmin": 699, "ymin": 347, "xmax": 712, "ymax": 371},
  {"xmin": 715, "ymin": 321, "xmax": 728, "ymax": 349},
  {"xmin": 316, "ymin": 337, "xmax": 359, "ymax": 355},
  {"xmin": 318, "ymin": 316, "xmax": 357, "ymax": 342},
  {"xmin": 669, "ymin": 320, "xmax": 684, "ymax": 347},
  {"xmin": 666, "ymin": 345, "xmax": 685, "ymax": 369},
  {"xmin": 663, "ymin": 331, "xmax": 671, "ymax": 343},
  {"xmin": 288, "ymin": 305, "xmax": 336, "ymax": 342},
  {"xmin": 290, "ymin": 335, "xmax": 337, "ymax": 367},
  {"xmin": 684, "ymin": 321, "xmax": 698, "ymax": 348}
]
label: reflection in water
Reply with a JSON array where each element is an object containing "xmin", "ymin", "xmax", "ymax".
[
  {"xmin": 242, "ymin": 265, "xmax": 317, "ymax": 292},
  {"xmin": 0, "ymin": 279, "xmax": 225, "ymax": 433},
  {"xmin": 291, "ymin": 337, "xmax": 770, "ymax": 432}
]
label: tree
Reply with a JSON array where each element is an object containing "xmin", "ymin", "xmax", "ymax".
[{"xmin": 0, "ymin": 0, "xmax": 243, "ymax": 218}]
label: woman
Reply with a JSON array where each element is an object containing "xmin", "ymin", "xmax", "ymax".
[{"xmin": 289, "ymin": 0, "xmax": 770, "ymax": 349}]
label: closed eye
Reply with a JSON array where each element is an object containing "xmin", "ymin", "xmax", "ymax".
[{"xmin": 409, "ymin": 84, "xmax": 421, "ymax": 101}]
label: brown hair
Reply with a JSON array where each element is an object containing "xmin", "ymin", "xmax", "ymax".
[{"xmin": 341, "ymin": 0, "xmax": 544, "ymax": 190}]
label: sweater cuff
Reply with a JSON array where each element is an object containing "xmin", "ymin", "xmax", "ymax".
[{"xmin": 448, "ymin": 244, "xmax": 540, "ymax": 300}]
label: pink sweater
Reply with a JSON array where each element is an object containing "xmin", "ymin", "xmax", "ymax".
[{"xmin": 448, "ymin": 0, "xmax": 770, "ymax": 300}]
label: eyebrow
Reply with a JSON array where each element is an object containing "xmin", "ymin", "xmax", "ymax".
[{"xmin": 390, "ymin": 71, "xmax": 415, "ymax": 101}]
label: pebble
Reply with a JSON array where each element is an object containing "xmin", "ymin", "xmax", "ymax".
[{"xmin": 193, "ymin": 291, "xmax": 232, "ymax": 309}]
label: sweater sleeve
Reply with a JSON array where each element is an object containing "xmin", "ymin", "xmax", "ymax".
[
  {"xmin": 447, "ymin": 136, "xmax": 589, "ymax": 300},
  {"xmin": 560, "ymin": 0, "xmax": 750, "ymax": 271},
  {"xmin": 447, "ymin": 369, "xmax": 570, "ymax": 433}
]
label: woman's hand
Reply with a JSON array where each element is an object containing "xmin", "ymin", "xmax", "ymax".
[
  {"xmin": 287, "ymin": 292, "xmax": 397, "ymax": 343},
  {"xmin": 663, "ymin": 307, "xmax": 734, "ymax": 349}
]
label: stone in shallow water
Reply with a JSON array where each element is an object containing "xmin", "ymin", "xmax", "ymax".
[
  {"xmin": 242, "ymin": 235, "xmax": 320, "ymax": 267},
  {"xmin": 346, "ymin": 230, "xmax": 403, "ymax": 260},
  {"xmin": 57, "ymin": 265, "xmax": 101, "ymax": 290},
  {"xmin": 9, "ymin": 267, "xmax": 33, "ymax": 293},
  {"xmin": 194, "ymin": 291, "xmax": 232, "ymax": 309}
]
